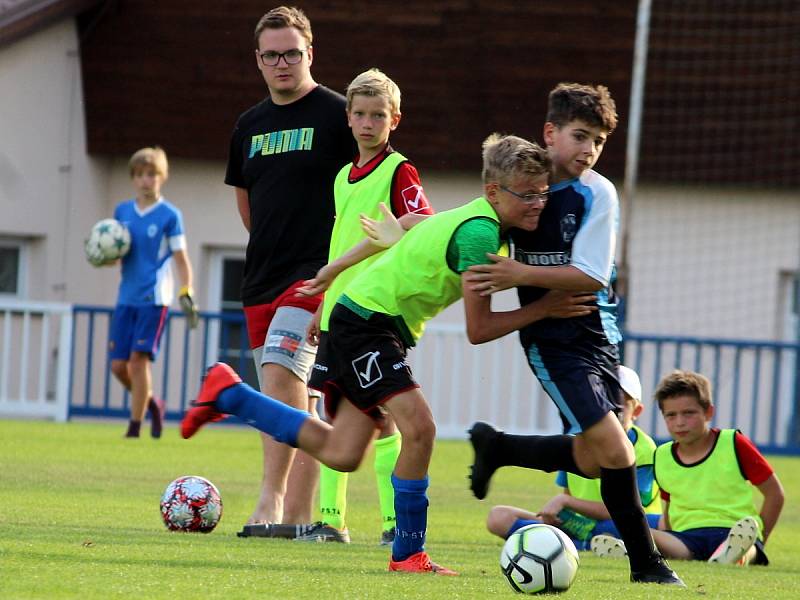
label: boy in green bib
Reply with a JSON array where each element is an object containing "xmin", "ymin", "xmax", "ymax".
[
  {"xmin": 299, "ymin": 68, "xmax": 433, "ymax": 545},
  {"xmin": 182, "ymin": 134, "xmax": 596, "ymax": 575},
  {"xmin": 592, "ymin": 370, "xmax": 784, "ymax": 566},
  {"xmin": 486, "ymin": 366, "xmax": 662, "ymax": 549}
]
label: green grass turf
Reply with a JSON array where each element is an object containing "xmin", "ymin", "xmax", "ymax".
[{"xmin": 1, "ymin": 419, "xmax": 798, "ymax": 599}]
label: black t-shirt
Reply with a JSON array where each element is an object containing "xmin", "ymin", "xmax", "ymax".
[{"xmin": 225, "ymin": 85, "xmax": 354, "ymax": 305}]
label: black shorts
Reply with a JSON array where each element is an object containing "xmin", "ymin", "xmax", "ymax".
[
  {"xmin": 312, "ymin": 303, "xmax": 418, "ymax": 420},
  {"xmin": 525, "ymin": 339, "xmax": 621, "ymax": 434}
]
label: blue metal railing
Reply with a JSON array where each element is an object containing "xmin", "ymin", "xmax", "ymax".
[
  {"xmin": 67, "ymin": 305, "xmax": 800, "ymax": 453},
  {"xmin": 69, "ymin": 305, "xmax": 254, "ymax": 421},
  {"xmin": 622, "ymin": 332, "xmax": 800, "ymax": 454}
]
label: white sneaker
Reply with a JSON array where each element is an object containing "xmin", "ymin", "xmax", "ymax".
[
  {"xmin": 591, "ymin": 534, "xmax": 628, "ymax": 559},
  {"xmin": 708, "ymin": 517, "xmax": 759, "ymax": 565}
]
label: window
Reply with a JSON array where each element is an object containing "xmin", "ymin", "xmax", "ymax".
[
  {"xmin": 0, "ymin": 242, "xmax": 22, "ymax": 296},
  {"xmin": 208, "ymin": 251, "xmax": 258, "ymax": 388}
]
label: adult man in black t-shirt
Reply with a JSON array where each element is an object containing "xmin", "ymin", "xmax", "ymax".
[{"xmin": 224, "ymin": 6, "xmax": 353, "ymax": 537}]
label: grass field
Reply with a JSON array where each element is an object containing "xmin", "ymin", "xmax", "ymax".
[{"xmin": 1, "ymin": 419, "xmax": 797, "ymax": 599}]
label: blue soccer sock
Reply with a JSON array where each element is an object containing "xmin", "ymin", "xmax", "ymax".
[
  {"xmin": 391, "ymin": 474, "xmax": 429, "ymax": 561},
  {"xmin": 215, "ymin": 383, "xmax": 310, "ymax": 447}
]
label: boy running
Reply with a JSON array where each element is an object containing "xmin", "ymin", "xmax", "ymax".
[
  {"xmin": 466, "ymin": 83, "xmax": 683, "ymax": 585},
  {"xmin": 183, "ymin": 134, "xmax": 594, "ymax": 574}
]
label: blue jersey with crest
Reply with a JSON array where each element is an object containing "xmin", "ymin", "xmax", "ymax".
[
  {"xmin": 512, "ymin": 169, "xmax": 620, "ymax": 349},
  {"xmin": 114, "ymin": 198, "xmax": 185, "ymax": 306}
]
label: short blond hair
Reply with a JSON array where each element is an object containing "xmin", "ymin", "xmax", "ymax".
[
  {"xmin": 254, "ymin": 6, "xmax": 312, "ymax": 48},
  {"xmin": 128, "ymin": 146, "xmax": 168, "ymax": 179},
  {"xmin": 481, "ymin": 134, "xmax": 551, "ymax": 185},
  {"xmin": 345, "ymin": 68, "xmax": 401, "ymax": 115}
]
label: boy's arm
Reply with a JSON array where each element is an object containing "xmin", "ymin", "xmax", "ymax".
[
  {"xmin": 297, "ymin": 239, "xmax": 384, "ymax": 297},
  {"xmin": 298, "ymin": 203, "xmax": 404, "ymax": 297},
  {"xmin": 235, "ymin": 187, "xmax": 250, "ymax": 232},
  {"xmin": 467, "ymin": 254, "xmax": 603, "ymax": 295},
  {"xmin": 461, "ymin": 276, "xmax": 596, "ymax": 344},
  {"xmin": 172, "ymin": 249, "xmax": 199, "ymax": 328},
  {"xmin": 539, "ymin": 493, "xmax": 610, "ymax": 522},
  {"xmin": 757, "ymin": 473, "xmax": 785, "ymax": 543}
]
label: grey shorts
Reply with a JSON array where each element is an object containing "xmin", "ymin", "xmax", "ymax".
[{"xmin": 252, "ymin": 306, "xmax": 320, "ymax": 397}]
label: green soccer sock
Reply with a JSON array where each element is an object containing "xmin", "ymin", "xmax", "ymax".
[
  {"xmin": 373, "ymin": 432, "xmax": 401, "ymax": 531},
  {"xmin": 318, "ymin": 464, "xmax": 348, "ymax": 530}
]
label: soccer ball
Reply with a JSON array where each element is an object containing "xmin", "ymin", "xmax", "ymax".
[
  {"xmin": 160, "ymin": 475, "xmax": 223, "ymax": 533},
  {"xmin": 500, "ymin": 524, "xmax": 580, "ymax": 594},
  {"xmin": 85, "ymin": 218, "xmax": 131, "ymax": 266}
]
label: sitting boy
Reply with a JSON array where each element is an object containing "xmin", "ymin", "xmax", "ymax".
[
  {"xmin": 591, "ymin": 370, "xmax": 784, "ymax": 566},
  {"xmin": 487, "ymin": 366, "xmax": 661, "ymax": 550}
]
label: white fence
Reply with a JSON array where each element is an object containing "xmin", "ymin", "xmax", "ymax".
[{"xmin": 0, "ymin": 298, "xmax": 72, "ymax": 421}]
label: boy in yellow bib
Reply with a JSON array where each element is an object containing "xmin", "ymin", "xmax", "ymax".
[
  {"xmin": 592, "ymin": 370, "xmax": 784, "ymax": 566},
  {"xmin": 182, "ymin": 134, "xmax": 596, "ymax": 574},
  {"xmin": 298, "ymin": 68, "xmax": 433, "ymax": 545}
]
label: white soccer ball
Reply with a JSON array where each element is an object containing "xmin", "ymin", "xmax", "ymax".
[
  {"xmin": 85, "ymin": 218, "xmax": 131, "ymax": 266},
  {"xmin": 500, "ymin": 523, "xmax": 580, "ymax": 594}
]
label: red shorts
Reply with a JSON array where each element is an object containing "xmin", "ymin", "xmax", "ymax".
[{"xmin": 243, "ymin": 280, "xmax": 322, "ymax": 349}]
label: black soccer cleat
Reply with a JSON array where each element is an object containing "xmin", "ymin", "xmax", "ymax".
[
  {"xmin": 630, "ymin": 557, "xmax": 686, "ymax": 587},
  {"xmin": 467, "ymin": 421, "xmax": 502, "ymax": 500}
]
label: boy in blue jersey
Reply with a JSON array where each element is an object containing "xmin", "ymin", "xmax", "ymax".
[
  {"xmin": 486, "ymin": 366, "xmax": 662, "ymax": 550},
  {"xmin": 466, "ymin": 83, "xmax": 683, "ymax": 586},
  {"xmin": 182, "ymin": 134, "xmax": 596, "ymax": 574},
  {"xmin": 592, "ymin": 370, "xmax": 784, "ymax": 566},
  {"xmin": 106, "ymin": 147, "xmax": 197, "ymax": 438},
  {"xmin": 298, "ymin": 68, "xmax": 433, "ymax": 545}
]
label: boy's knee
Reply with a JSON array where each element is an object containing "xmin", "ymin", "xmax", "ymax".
[{"xmin": 486, "ymin": 507, "xmax": 508, "ymax": 537}]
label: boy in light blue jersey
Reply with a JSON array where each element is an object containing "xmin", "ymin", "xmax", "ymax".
[
  {"xmin": 105, "ymin": 146, "xmax": 197, "ymax": 438},
  {"xmin": 467, "ymin": 83, "xmax": 683, "ymax": 586},
  {"xmin": 182, "ymin": 134, "xmax": 596, "ymax": 575}
]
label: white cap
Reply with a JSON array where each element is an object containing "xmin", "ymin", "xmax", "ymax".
[{"xmin": 618, "ymin": 365, "xmax": 642, "ymax": 403}]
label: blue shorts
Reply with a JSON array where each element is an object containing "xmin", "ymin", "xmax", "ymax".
[
  {"xmin": 666, "ymin": 527, "xmax": 768, "ymax": 563},
  {"xmin": 108, "ymin": 304, "xmax": 168, "ymax": 361},
  {"xmin": 525, "ymin": 340, "xmax": 621, "ymax": 434}
]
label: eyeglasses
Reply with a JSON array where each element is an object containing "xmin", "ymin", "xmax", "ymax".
[
  {"xmin": 258, "ymin": 48, "xmax": 307, "ymax": 67},
  {"xmin": 499, "ymin": 185, "xmax": 549, "ymax": 205}
]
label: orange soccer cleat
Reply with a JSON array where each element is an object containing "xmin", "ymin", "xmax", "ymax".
[
  {"xmin": 389, "ymin": 551, "xmax": 458, "ymax": 576},
  {"xmin": 181, "ymin": 363, "xmax": 241, "ymax": 439}
]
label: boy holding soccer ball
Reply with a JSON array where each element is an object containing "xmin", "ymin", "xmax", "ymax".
[
  {"xmin": 105, "ymin": 146, "xmax": 197, "ymax": 438},
  {"xmin": 592, "ymin": 370, "xmax": 784, "ymax": 566}
]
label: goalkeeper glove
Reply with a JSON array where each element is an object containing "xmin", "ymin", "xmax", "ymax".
[{"xmin": 179, "ymin": 285, "xmax": 199, "ymax": 329}]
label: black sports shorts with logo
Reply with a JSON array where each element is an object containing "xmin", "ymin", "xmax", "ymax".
[{"xmin": 310, "ymin": 303, "xmax": 418, "ymax": 420}]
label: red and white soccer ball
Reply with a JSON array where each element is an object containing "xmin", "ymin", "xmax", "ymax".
[
  {"xmin": 160, "ymin": 475, "xmax": 223, "ymax": 533},
  {"xmin": 85, "ymin": 218, "xmax": 131, "ymax": 266}
]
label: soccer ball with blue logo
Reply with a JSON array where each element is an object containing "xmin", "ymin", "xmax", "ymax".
[
  {"xmin": 160, "ymin": 476, "xmax": 223, "ymax": 533},
  {"xmin": 500, "ymin": 523, "xmax": 580, "ymax": 594},
  {"xmin": 84, "ymin": 218, "xmax": 131, "ymax": 266}
]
